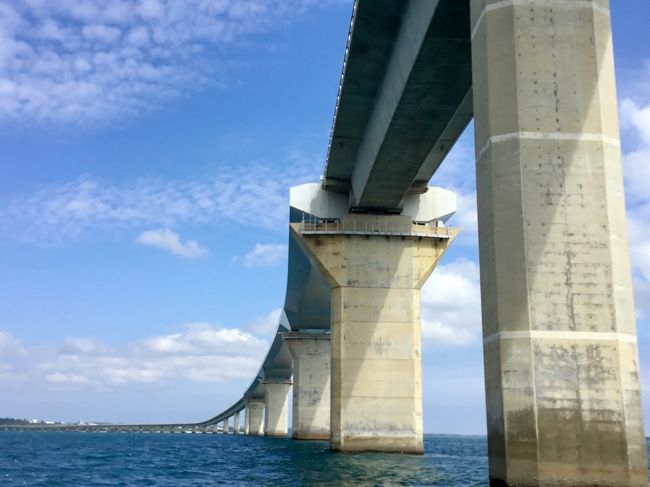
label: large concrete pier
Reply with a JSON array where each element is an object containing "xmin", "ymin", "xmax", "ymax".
[
  {"xmin": 471, "ymin": 0, "xmax": 647, "ymax": 485},
  {"xmin": 293, "ymin": 214, "xmax": 457, "ymax": 453}
]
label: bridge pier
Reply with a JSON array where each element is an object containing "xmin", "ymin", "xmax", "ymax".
[
  {"xmin": 263, "ymin": 379, "xmax": 291, "ymax": 437},
  {"xmin": 233, "ymin": 411, "xmax": 240, "ymax": 435},
  {"xmin": 221, "ymin": 417, "xmax": 229, "ymax": 435},
  {"xmin": 245, "ymin": 398, "xmax": 264, "ymax": 436},
  {"xmin": 471, "ymin": 1, "xmax": 647, "ymax": 485},
  {"xmin": 283, "ymin": 331, "xmax": 331, "ymax": 440},
  {"xmin": 292, "ymin": 214, "xmax": 456, "ymax": 453}
]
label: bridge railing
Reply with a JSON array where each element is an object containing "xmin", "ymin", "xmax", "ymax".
[{"xmin": 298, "ymin": 215, "xmax": 452, "ymax": 239}]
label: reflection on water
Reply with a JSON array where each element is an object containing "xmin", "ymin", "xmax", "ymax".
[{"xmin": 283, "ymin": 435, "xmax": 488, "ymax": 486}]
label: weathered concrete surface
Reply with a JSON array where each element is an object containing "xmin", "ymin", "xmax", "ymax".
[
  {"xmin": 263, "ymin": 380, "xmax": 292, "ymax": 437},
  {"xmin": 471, "ymin": 1, "xmax": 648, "ymax": 485},
  {"xmin": 221, "ymin": 416, "xmax": 228, "ymax": 435},
  {"xmin": 245, "ymin": 399, "xmax": 264, "ymax": 436},
  {"xmin": 233, "ymin": 411, "xmax": 240, "ymax": 435},
  {"xmin": 292, "ymin": 214, "xmax": 456, "ymax": 453},
  {"xmin": 283, "ymin": 331, "xmax": 331, "ymax": 440}
]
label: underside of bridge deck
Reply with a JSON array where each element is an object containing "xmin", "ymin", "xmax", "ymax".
[{"xmin": 324, "ymin": 0, "xmax": 472, "ymax": 211}]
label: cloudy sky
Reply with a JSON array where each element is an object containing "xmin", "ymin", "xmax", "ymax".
[{"xmin": 0, "ymin": 0, "xmax": 649, "ymax": 434}]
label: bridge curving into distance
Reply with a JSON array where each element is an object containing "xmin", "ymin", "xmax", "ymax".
[{"xmin": 6, "ymin": 1, "xmax": 647, "ymax": 486}]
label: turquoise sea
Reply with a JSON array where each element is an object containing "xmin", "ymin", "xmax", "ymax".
[{"xmin": 2, "ymin": 433, "xmax": 649, "ymax": 486}]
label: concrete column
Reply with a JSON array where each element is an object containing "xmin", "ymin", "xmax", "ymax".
[
  {"xmin": 292, "ymin": 214, "xmax": 456, "ymax": 453},
  {"xmin": 221, "ymin": 417, "xmax": 229, "ymax": 435},
  {"xmin": 233, "ymin": 411, "xmax": 240, "ymax": 435},
  {"xmin": 471, "ymin": 1, "xmax": 647, "ymax": 485},
  {"xmin": 244, "ymin": 405, "xmax": 250, "ymax": 435},
  {"xmin": 263, "ymin": 380, "xmax": 292, "ymax": 437},
  {"xmin": 245, "ymin": 399, "xmax": 264, "ymax": 436},
  {"xmin": 283, "ymin": 331, "xmax": 331, "ymax": 440}
]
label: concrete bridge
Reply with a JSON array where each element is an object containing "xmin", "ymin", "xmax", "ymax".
[{"xmin": 6, "ymin": 1, "xmax": 646, "ymax": 486}]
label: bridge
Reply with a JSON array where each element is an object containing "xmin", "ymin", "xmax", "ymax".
[{"xmin": 7, "ymin": 1, "xmax": 647, "ymax": 486}]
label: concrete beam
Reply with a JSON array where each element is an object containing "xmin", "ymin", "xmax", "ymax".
[
  {"xmin": 471, "ymin": 1, "xmax": 648, "ymax": 485},
  {"xmin": 290, "ymin": 183, "xmax": 457, "ymax": 224},
  {"xmin": 325, "ymin": 0, "xmax": 472, "ymax": 210},
  {"xmin": 324, "ymin": 0, "xmax": 406, "ymax": 188}
]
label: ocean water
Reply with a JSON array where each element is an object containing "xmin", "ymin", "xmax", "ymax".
[
  {"xmin": 2, "ymin": 432, "xmax": 649, "ymax": 486},
  {"xmin": 1, "ymin": 433, "xmax": 487, "ymax": 486}
]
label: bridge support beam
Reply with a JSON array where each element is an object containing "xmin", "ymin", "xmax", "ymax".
[
  {"xmin": 471, "ymin": 1, "xmax": 647, "ymax": 485},
  {"xmin": 233, "ymin": 411, "xmax": 240, "ymax": 435},
  {"xmin": 221, "ymin": 417, "xmax": 229, "ymax": 435},
  {"xmin": 292, "ymin": 214, "xmax": 455, "ymax": 453},
  {"xmin": 283, "ymin": 331, "xmax": 331, "ymax": 440},
  {"xmin": 263, "ymin": 379, "xmax": 291, "ymax": 437},
  {"xmin": 245, "ymin": 399, "xmax": 264, "ymax": 436}
]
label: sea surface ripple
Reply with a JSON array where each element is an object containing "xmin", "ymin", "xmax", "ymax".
[{"xmin": 1, "ymin": 433, "xmax": 647, "ymax": 486}]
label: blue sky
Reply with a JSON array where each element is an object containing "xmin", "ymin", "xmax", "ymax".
[{"xmin": 0, "ymin": 0, "xmax": 649, "ymax": 434}]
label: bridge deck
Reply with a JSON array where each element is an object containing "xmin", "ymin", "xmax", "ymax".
[{"xmin": 325, "ymin": 0, "xmax": 472, "ymax": 210}]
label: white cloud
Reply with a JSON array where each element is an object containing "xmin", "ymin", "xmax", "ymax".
[
  {"xmin": 125, "ymin": 25, "xmax": 149, "ymax": 46},
  {"xmin": 628, "ymin": 211, "xmax": 650, "ymax": 282},
  {"xmin": 420, "ymin": 258, "xmax": 482, "ymax": 346},
  {"xmin": 0, "ymin": 151, "xmax": 320, "ymax": 244},
  {"xmin": 628, "ymin": 203, "xmax": 650, "ymax": 320},
  {"xmin": 244, "ymin": 308, "xmax": 282, "ymax": 337},
  {"xmin": 0, "ymin": 330, "xmax": 18, "ymax": 348},
  {"xmin": 421, "ymin": 321, "xmax": 476, "ymax": 347},
  {"xmin": 59, "ymin": 337, "xmax": 109, "ymax": 355},
  {"xmin": 429, "ymin": 131, "xmax": 478, "ymax": 246},
  {"xmin": 0, "ymin": 320, "xmax": 271, "ymax": 388},
  {"xmin": 621, "ymin": 98, "xmax": 650, "ymax": 204},
  {"xmin": 135, "ymin": 228, "xmax": 206, "ymax": 258},
  {"xmin": 0, "ymin": 0, "xmax": 348, "ymax": 124},
  {"xmin": 242, "ymin": 243, "xmax": 287, "ymax": 268},
  {"xmin": 46, "ymin": 373, "xmax": 89, "ymax": 384},
  {"xmin": 453, "ymin": 191, "xmax": 478, "ymax": 245},
  {"xmin": 81, "ymin": 24, "xmax": 121, "ymax": 43},
  {"xmin": 143, "ymin": 323, "xmax": 264, "ymax": 354},
  {"xmin": 0, "ymin": 331, "xmax": 26, "ymax": 357},
  {"xmin": 620, "ymin": 69, "xmax": 650, "ymax": 321}
]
